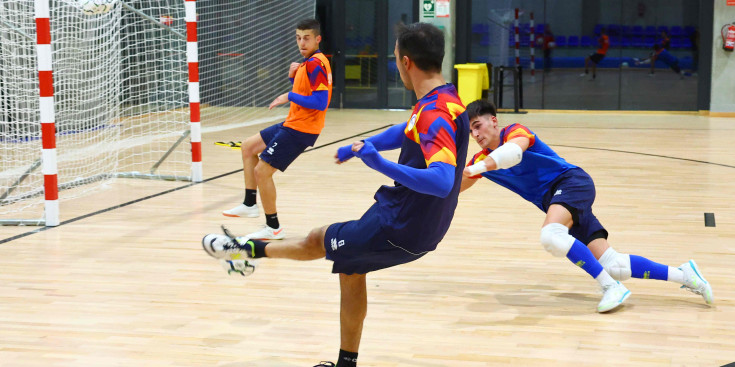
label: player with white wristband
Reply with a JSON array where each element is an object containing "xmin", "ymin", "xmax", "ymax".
[{"xmin": 460, "ymin": 99, "xmax": 713, "ymax": 313}]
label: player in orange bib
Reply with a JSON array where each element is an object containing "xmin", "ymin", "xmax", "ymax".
[
  {"xmin": 222, "ymin": 19, "xmax": 332, "ymax": 240},
  {"xmin": 580, "ymin": 27, "xmax": 609, "ymax": 80}
]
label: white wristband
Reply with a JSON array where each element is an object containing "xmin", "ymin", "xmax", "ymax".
[{"xmin": 467, "ymin": 161, "xmax": 487, "ymax": 176}]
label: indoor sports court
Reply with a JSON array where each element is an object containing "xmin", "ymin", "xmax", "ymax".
[{"xmin": 2, "ymin": 1, "xmax": 734, "ymax": 366}]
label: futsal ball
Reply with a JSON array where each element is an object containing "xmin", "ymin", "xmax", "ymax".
[
  {"xmin": 78, "ymin": 0, "xmax": 117, "ymax": 15},
  {"xmin": 621, "ymin": 62, "xmax": 629, "ymax": 68}
]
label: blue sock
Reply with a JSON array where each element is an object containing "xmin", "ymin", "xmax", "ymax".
[
  {"xmin": 566, "ymin": 239, "xmax": 604, "ymax": 278},
  {"xmin": 630, "ymin": 255, "xmax": 669, "ymax": 280}
]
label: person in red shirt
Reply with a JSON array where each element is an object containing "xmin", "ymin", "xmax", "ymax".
[
  {"xmin": 540, "ymin": 25, "xmax": 556, "ymax": 72},
  {"xmin": 580, "ymin": 27, "xmax": 609, "ymax": 80},
  {"xmin": 222, "ymin": 19, "xmax": 332, "ymax": 240}
]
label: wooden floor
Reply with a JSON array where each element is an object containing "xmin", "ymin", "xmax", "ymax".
[{"xmin": 1, "ymin": 109, "xmax": 735, "ymax": 366}]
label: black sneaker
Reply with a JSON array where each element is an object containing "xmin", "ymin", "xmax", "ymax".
[{"xmin": 313, "ymin": 362, "xmax": 335, "ymax": 367}]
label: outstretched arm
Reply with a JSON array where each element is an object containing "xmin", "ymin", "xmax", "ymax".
[
  {"xmin": 335, "ymin": 122, "xmax": 407, "ymax": 163},
  {"xmin": 354, "ymin": 140, "xmax": 454, "ymax": 198},
  {"xmin": 463, "ymin": 136, "xmax": 530, "ymax": 176}
]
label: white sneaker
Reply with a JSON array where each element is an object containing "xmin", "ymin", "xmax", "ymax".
[
  {"xmin": 222, "ymin": 203, "xmax": 259, "ymax": 218},
  {"xmin": 247, "ymin": 225, "xmax": 285, "ymax": 240},
  {"xmin": 202, "ymin": 233, "xmax": 254, "ymax": 259},
  {"xmin": 680, "ymin": 260, "xmax": 713, "ymax": 304},
  {"xmin": 598, "ymin": 281, "xmax": 631, "ymax": 313}
]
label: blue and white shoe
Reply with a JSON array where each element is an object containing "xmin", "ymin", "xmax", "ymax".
[
  {"xmin": 202, "ymin": 226, "xmax": 257, "ymax": 276},
  {"xmin": 598, "ymin": 281, "xmax": 631, "ymax": 313},
  {"xmin": 680, "ymin": 260, "xmax": 714, "ymax": 304}
]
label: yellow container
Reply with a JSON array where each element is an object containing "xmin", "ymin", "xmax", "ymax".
[{"xmin": 453, "ymin": 63, "xmax": 489, "ymax": 106}]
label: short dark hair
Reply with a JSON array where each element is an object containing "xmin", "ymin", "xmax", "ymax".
[
  {"xmin": 466, "ymin": 100, "xmax": 497, "ymax": 120},
  {"xmin": 296, "ymin": 18, "xmax": 321, "ymax": 36},
  {"xmin": 395, "ymin": 22, "xmax": 444, "ymax": 72}
]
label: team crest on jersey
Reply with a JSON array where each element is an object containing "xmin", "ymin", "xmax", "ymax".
[{"xmin": 407, "ymin": 114, "xmax": 417, "ymax": 130}]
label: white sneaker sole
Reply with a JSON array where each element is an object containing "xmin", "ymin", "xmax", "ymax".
[{"xmin": 598, "ymin": 289, "xmax": 631, "ymax": 313}]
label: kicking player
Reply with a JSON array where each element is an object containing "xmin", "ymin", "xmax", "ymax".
[
  {"xmin": 580, "ymin": 27, "xmax": 609, "ymax": 80},
  {"xmin": 203, "ymin": 23, "xmax": 469, "ymax": 367},
  {"xmin": 222, "ymin": 18, "xmax": 332, "ymax": 240},
  {"xmin": 460, "ymin": 99, "xmax": 713, "ymax": 313}
]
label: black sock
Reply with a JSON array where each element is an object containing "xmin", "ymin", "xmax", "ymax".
[
  {"xmin": 244, "ymin": 239, "xmax": 269, "ymax": 258},
  {"xmin": 243, "ymin": 189, "xmax": 257, "ymax": 207},
  {"xmin": 265, "ymin": 213, "xmax": 279, "ymax": 229},
  {"xmin": 336, "ymin": 349, "xmax": 358, "ymax": 367}
]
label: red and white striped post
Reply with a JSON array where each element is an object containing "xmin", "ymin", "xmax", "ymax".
[
  {"xmin": 530, "ymin": 12, "xmax": 535, "ymax": 82},
  {"xmin": 185, "ymin": 0, "xmax": 202, "ymax": 182},
  {"xmin": 35, "ymin": 0, "xmax": 59, "ymax": 226},
  {"xmin": 514, "ymin": 8, "xmax": 520, "ymax": 67}
]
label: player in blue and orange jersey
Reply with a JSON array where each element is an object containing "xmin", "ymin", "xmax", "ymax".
[
  {"xmin": 460, "ymin": 99, "xmax": 713, "ymax": 313},
  {"xmin": 635, "ymin": 43, "xmax": 686, "ymax": 78},
  {"xmin": 222, "ymin": 18, "xmax": 332, "ymax": 241},
  {"xmin": 203, "ymin": 23, "xmax": 468, "ymax": 367},
  {"xmin": 580, "ymin": 27, "xmax": 609, "ymax": 80}
]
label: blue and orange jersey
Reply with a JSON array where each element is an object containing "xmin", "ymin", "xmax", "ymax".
[
  {"xmin": 597, "ymin": 34, "xmax": 610, "ymax": 54},
  {"xmin": 467, "ymin": 123, "xmax": 577, "ymax": 209},
  {"xmin": 374, "ymin": 84, "xmax": 469, "ymax": 253},
  {"xmin": 284, "ymin": 50, "xmax": 332, "ymax": 134}
]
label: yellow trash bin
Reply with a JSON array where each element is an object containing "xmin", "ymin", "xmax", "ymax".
[{"xmin": 454, "ymin": 63, "xmax": 489, "ymax": 106}]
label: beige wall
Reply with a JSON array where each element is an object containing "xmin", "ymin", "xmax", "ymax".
[
  {"xmin": 419, "ymin": 0, "xmax": 455, "ymax": 83},
  {"xmin": 710, "ymin": 2, "xmax": 735, "ymax": 112}
]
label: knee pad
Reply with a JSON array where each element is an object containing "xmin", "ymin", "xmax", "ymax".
[
  {"xmin": 540, "ymin": 223, "xmax": 575, "ymax": 257},
  {"xmin": 598, "ymin": 247, "xmax": 631, "ymax": 281}
]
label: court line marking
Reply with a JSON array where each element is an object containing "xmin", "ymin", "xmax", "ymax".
[{"xmin": 0, "ymin": 124, "xmax": 393, "ymax": 245}]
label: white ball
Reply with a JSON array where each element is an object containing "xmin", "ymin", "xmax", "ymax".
[
  {"xmin": 78, "ymin": 0, "xmax": 117, "ymax": 15},
  {"xmin": 621, "ymin": 62, "xmax": 629, "ymax": 67}
]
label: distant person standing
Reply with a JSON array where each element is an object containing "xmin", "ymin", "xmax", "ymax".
[
  {"xmin": 580, "ymin": 27, "xmax": 609, "ymax": 80},
  {"xmin": 540, "ymin": 25, "xmax": 555, "ymax": 72}
]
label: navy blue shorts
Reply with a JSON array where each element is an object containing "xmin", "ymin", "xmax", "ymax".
[
  {"xmin": 542, "ymin": 168, "xmax": 608, "ymax": 245},
  {"xmin": 259, "ymin": 122, "xmax": 319, "ymax": 171},
  {"xmin": 323, "ymin": 204, "xmax": 428, "ymax": 274},
  {"xmin": 589, "ymin": 52, "xmax": 605, "ymax": 64}
]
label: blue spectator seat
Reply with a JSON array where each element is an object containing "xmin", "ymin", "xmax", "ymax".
[
  {"xmin": 670, "ymin": 26, "xmax": 684, "ymax": 37},
  {"xmin": 580, "ymin": 36, "xmax": 592, "ymax": 48},
  {"xmin": 594, "ymin": 24, "xmax": 603, "ymax": 36},
  {"xmin": 622, "ymin": 26, "xmax": 632, "ymax": 37},
  {"xmin": 631, "ymin": 36, "xmax": 645, "ymax": 48},
  {"xmin": 657, "ymin": 25, "xmax": 669, "ymax": 35},
  {"xmin": 567, "ymin": 35, "xmax": 579, "ymax": 47},
  {"xmin": 622, "ymin": 36, "xmax": 632, "ymax": 48},
  {"xmin": 644, "ymin": 26, "xmax": 656, "ymax": 37},
  {"xmin": 632, "ymin": 25, "xmax": 643, "ymax": 37},
  {"xmin": 555, "ymin": 35, "xmax": 566, "ymax": 47}
]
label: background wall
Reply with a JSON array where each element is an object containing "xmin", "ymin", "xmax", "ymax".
[{"xmin": 710, "ymin": 1, "xmax": 735, "ymax": 113}]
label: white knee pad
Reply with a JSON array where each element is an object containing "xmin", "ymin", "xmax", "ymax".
[
  {"xmin": 540, "ymin": 223, "xmax": 575, "ymax": 257},
  {"xmin": 598, "ymin": 247, "xmax": 631, "ymax": 281}
]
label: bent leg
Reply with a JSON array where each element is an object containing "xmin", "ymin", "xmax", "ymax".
[{"xmin": 263, "ymin": 226, "xmax": 327, "ymax": 260}]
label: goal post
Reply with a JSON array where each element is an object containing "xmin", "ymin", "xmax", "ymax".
[{"xmin": 1, "ymin": 0, "xmax": 315, "ymax": 227}]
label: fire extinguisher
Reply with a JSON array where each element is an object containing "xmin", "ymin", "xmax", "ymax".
[{"xmin": 723, "ymin": 23, "xmax": 735, "ymax": 51}]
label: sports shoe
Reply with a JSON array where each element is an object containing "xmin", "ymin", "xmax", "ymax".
[
  {"xmin": 680, "ymin": 260, "xmax": 713, "ymax": 304},
  {"xmin": 313, "ymin": 363, "xmax": 335, "ymax": 367},
  {"xmin": 222, "ymin": 203, "xmax": 259, "ymax": 218},
  {"xmin": 579, "ymin": 72, "xmax": 588, "ymax": 77},
  {"xmin": 202, "ymin": 226, "xmax": 256, "ymax": 259},
  {"xmin": 597, "ymin": 281, "xmax": 631, "ymax": 313},
  {"xmin": 247, "ymin": 224, "xmax": 285, "ymax": 240}
]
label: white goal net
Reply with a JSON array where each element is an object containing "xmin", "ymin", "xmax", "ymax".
[{"xmin": 0, "ymin": 0, "xmax": 314, "ymax": 225}]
